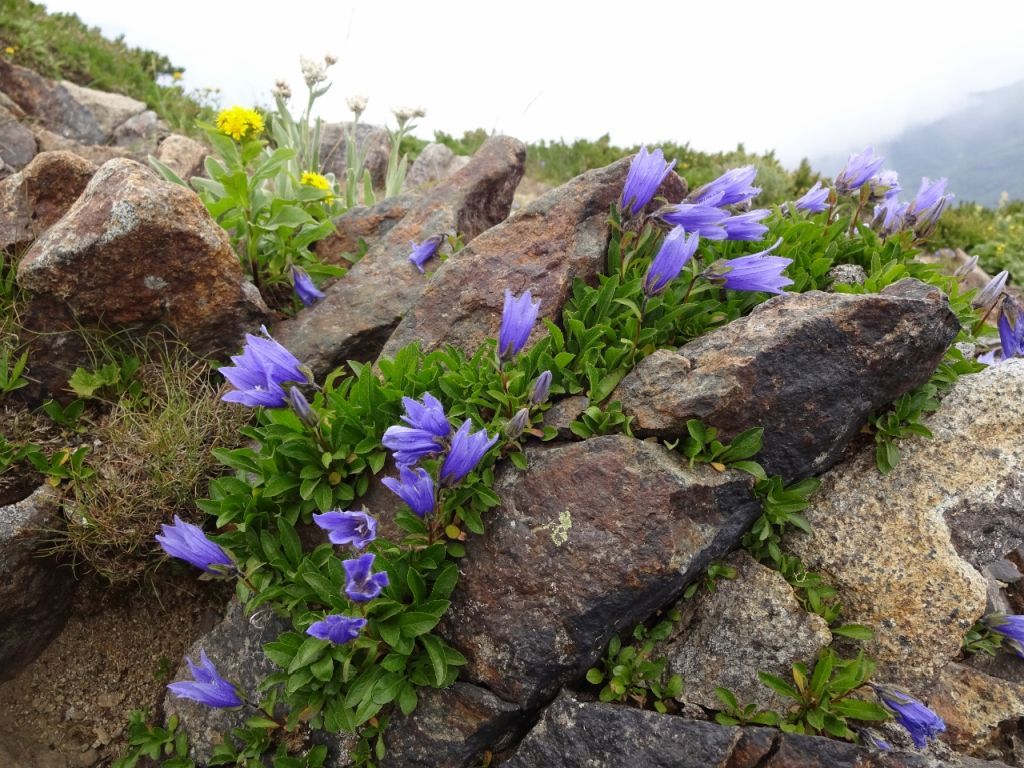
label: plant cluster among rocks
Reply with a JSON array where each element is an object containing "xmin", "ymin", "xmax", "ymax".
[{"xmin": 3, "ymin": 58, "xmax": 1024, "ymax": 768}]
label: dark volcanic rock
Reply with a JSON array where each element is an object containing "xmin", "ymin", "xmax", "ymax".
[
  {"xmin": 0, "ymin": 484, "xmax": 75, "ymax": 681},
  {"xmin": 444, "ymin": 434, "xmax": 760, "ymax": 709},
  {"xmin": 274, "ymin": 135, "xmax": 525, "ymax": 377},
  {"xmin": 503, "ymin": 693, "xmax": 944, "ymax": 767},
  {"xmin": 614, "ymin": 278, "xmax": 958, "ymax": 480},
  {"xmin": 0, "ymin": 60, "xmax": 105, "ymax": 144},
  {"xmin": 381, "ymin": 682, "xmax": 524, "ymax": 768},
  {"xmin": 0, "ymin": 101, "xmax": 36, "ymax": 176},
  {"xmin": 164, "ymin": 600, "xmax": 296, "ymax": 762},
  {"xmin": 379, "ymin": 158, "xmax": 686, "ymax": 360},
  {"xmin": 313, "ymin": 194, "xmax": 416, "ymax": 266},
  {"xmin": 16, "ymin": 158, "xmax": 268, "ymax": 399}
]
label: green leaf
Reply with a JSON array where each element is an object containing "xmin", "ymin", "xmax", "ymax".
[
  {"xmin": 419, "ymin": 634, "xmax": 447, "ymax": 687},
  {"xmin": 397, "ymin": 682, "xmax": 418, "ymax": 715},
  {"xmin": 809, "ymin": 652, "xmax": 834, "ymax": 700},
  {"xmin": 262, "ymin": 205, "xmax": 314, "ymax": 230},
  {"xmin": 757, "ymin": 672, "xmax": 799, "ymax": 701},
  {"xmin": 832, "ymin": 624, "xmax": 874, "ymax": 641},
  {"xmin": 720, "ymin": 428, "xmax": 764, "ymax": 462},
  {"xmin": 287, "ymin": 636, "xmax": 327, "ymax": 673},
  {"xmin": 398, "ymin": 612, "xmax": 441, "ymax": 637},
  {"xmin": 714, "ymin": 687, "xmax": 738, "ymax": 710},
  {"xmin": 830, "ymin": 698, "xmax": 889, "ymax": 722},
  {"xmin": 586, "ymin": 668, "xmax": 604, "ymax": 685}
]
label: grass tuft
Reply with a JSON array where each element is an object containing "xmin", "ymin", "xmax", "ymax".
[{"xmin": 52, "ymin": 338, "xmax": 249, "ymax": 582}]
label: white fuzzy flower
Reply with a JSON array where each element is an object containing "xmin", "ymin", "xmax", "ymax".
[
  {"xmin": 300, "ymin": 55, "xmax": 327, "ymax": 86},
  {"xmin": 347, "ymin": 95, "xmax": 369, "ymax": 116}
]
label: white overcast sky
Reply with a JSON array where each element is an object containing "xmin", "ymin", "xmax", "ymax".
[{"xmin": 44, "ymin": 1, "xmax": 1024, "ymax": 168}]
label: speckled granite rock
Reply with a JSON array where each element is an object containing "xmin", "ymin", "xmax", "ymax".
[
  {"xmin": 784, "ymin": 363, "xmax": 1024, "ymax": 685},
  {"xmin": 660, "ymin": 552, "xmax": 831, "ymax": 710},
  {"xmin": 927, "ymin": 663, "xmax": 1024, "ymax": 764}
]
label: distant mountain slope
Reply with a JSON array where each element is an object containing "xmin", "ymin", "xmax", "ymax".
[{"xmin": 816, "ymin": 81, "xmax": 1024, "ymax": 207}]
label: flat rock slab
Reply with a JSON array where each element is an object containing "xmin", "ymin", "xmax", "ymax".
[
  {"xmin": 164, "ymin": 600, "xmax": 295, "ymax": 762},
  {"xmin": 443, "ymin": 434, "xmax": 760, "ymax": 709},
  {"xmin": 380, "ymin": 158, "xmax": 686, "ymax": 360},
  {"xmin": 17, "ymin": 158, "xmax": 268, "ymax": 399},
  {"xmin": 274, "ymin": 135, "xmax": 525, "ymax": 377},
  {"xmin": 0, "ymin": 484, "xmax": 75, "ymax": 681},
  {"xmin": 661, "ymin": 551, "xmax": 831, "ymax": 711},
  {"xmin": 0, "ymin": 150, "xmax": 96, "ymax": 255},
  {"xmin": 927, "ymin": 663, "xmax": 1024, "ymax": 762},
  {"xmin": 503, "ymin": 692, "xmax": 946, "ymax": 768},
  {"xmin": 0, "ymin": 102, "xmax": 37, "ymax": 176},
  {"xmin": 381, "ymin": 682, "xmax": 524, "ymax": 768},
  {"xmin": 782, "ymin": 365, "xmax": 1024, "ymax": 685},
  {"xmin": 0, "ymin": 60, "xmax": 104, "ymax": 145},
  {"xmin": 615, "ymin": 279, "xmax": 959, "ymax": 481}
]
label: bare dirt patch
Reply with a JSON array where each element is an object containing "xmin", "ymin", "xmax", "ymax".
[{"xmin": 0, "ymin": 570, "xmax": 230, "ymax": 767}]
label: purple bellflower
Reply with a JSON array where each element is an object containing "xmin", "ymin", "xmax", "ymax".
[
  {"xmin": 498, "ymin": 289, "xmax": 541, "ymax": 360},
  {"xmin": 286, "ymin": 386, "xmax": 317, "ymax": 428},
  {"xmin": 505, "ymin": 407, "xmax": 530, "ymax": 439},
  {"xmin": 167, "ymin": 650, "xmax": 243, "ymax": 709},
  {"xmin": 794, "ymin": 182, "xmax": 829, "ymax": 213},
  {"xmin": 874, "ymin": 196, "xmax": 909, "ymax": 236},
  {"xmin": 408, "ymin": 235, "xmax": 444, "ymax": 273},
  {"xmin": 307, "ymin": 614, "xmax": 367, "ymax": 645},
  {"xmin": 687, "ymin": 165, "xmax": 760, "ymax": 207},
  {"xmin": 973, "ymin": 270, "xmax": 1009, "ymax": 311},
  {"xmin": 985, "ymin": 614, "xmax": 1024, "ymax": 656},
  {"xmin": 874, "ymin": 686, "xmax": 946, "ymax": 749},
  {"xmin": 156, "ymin": 515, "xmax": 233, "ymax": 574},
  {"xmin": 868, "ymin": 169, "xmax": 901, "ymax": 202},
  {"xmin": 381, "ymin": 425, "xmax": 446, "ymax": 466},
  {"xmin": 440, "ymin": 420, "xmax": 499, "ymax": 485},
  {"xmin": 907, "ymin": 177, "xmax": 949, "ymax": 217},
  {"xmin": 862, "ymin": 730, "xmax": 892, "ymax": 752},
  {"xmin": 835, "ymin": 147, "xmax": 886, "ymax": 195},
  {"xmin": 343, "ymin": 553, "xmax": 390, "ymax": 602},
  {"xmin": 399, "ymin": 392, "xmax": 451, "ymax": 438},
  {"xmin": 999, "ymin": 305, "xmax": 1024, "ymax": 360},
  {"xmin": 722, "ymin": 209, "xmax": 770, "ymax": 241},
  {"xmin": 530, "ymin": 370, "xmax": 552, "ymax": 405},
  {"xmin": 977, "ymin": 349, "xmax": 1000, "ymax": 366},
  {"xmin": 643, "ymin": 227, "xmax": 699, "ymax": 296},
  {"xmin": 657, "ymin": 203, "xmax": 729, "ymax": 239},
  {"xmin": 620, "ymin": 146, "xmax": 676, "ymax": 217},
  {"xmin": 220, "ymin": 327, "xmax": 307, "ymax": 408},
  {"xmin": 313, "ymin": 509, "xmax": 377, "ymax": 549},
  {"xmin": 703, "ymin": 238, "xmax": 792, "ymax": 295},
  {"xmin": 381, "ymin": 465, "xmax": 436, "ymax": 518},
  {"xmin": 292, "ymin": 266, "xmax": 325, "ymax": 306}
]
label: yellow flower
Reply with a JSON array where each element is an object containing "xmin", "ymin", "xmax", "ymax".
[
  {"xmin": 301, "ymin": 171, "xmax": 334, "ymax": 202},
  {"xmin": 172, "ymin": 71, "xmax": 183, "ymax": 81},
  {"xmin": 4, "ymin": 46, "xmax": 15, "ymax": 56},
  {"xmin": 215, "ymin": 106, "xmax": 264, "ymax": 142}
]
